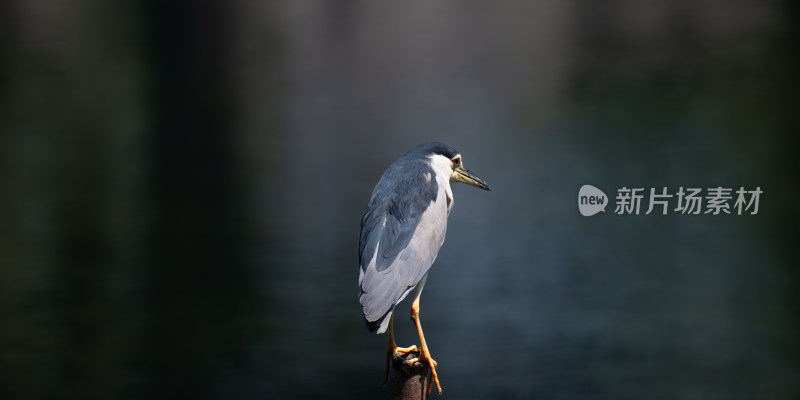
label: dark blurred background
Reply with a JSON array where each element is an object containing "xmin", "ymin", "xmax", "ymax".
[{"xmin": 1, "ymin": 1, "xmax": 797, "ymax": 399}]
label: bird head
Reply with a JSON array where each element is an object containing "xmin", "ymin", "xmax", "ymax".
[{"xmin": 417, "ymin": 142, "xmax": 490, "ymax": 191}]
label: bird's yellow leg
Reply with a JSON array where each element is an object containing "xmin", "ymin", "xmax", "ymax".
[
  {"xmin": 405, "ymin": 296, "xmax": 442, "ymax": 395},
  {"xmin": 384, "ymin": 313, "xmax": 418, "ymax": 383}
]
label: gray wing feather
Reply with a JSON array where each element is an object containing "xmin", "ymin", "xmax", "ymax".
[{"xmin": 358, "ymin": 159, "xmax": 447, "ymax": 333}]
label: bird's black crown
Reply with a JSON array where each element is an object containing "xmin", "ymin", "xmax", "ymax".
[{"xmin": 405, "ymin": 142, "xmax": 459, "ymax": 159}]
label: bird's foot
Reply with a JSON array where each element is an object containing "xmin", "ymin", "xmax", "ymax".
[
  {"xmin": 406, "ymin": 352, "xmax": 441, "ymax": 395},
  {"xmin": 394, "ymin": 345, "xmax": 418, "ymax": 357},
  {"xmin": 384, "ymin": 344, "xmax": 418, "ymax": 383}
]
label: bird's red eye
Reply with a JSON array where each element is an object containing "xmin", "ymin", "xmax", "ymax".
[{"xmin": 453, "ymin": 158, "xmax": 459, "ymax": 167}]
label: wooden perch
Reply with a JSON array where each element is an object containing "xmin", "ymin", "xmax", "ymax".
[{"xmin": 387, "ymin": 349, "xmax": 431, "ymax": 400}]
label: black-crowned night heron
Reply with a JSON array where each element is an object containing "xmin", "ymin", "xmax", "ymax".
[{"xmin": 358, "ymin": 142, "xmax": 490, "ymax": 395}]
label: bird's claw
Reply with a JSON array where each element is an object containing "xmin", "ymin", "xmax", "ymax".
[
  {"xmin": 393, "ymin": 345, "xmax": 417, "ymax": 358},
  {"xmin": 406, "ymin": 354, "xmax": 441, "ymax": 395},
  {"xmin": 385, "ymin": 344, "xmax": 419, "ymax": 384}
]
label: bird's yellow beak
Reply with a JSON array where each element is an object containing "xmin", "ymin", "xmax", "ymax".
[{"xmin": 454, "ymin": 166, "xmax": 490, "ymax": 191}]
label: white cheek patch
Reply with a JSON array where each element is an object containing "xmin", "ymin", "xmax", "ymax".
[{"xmin": 428, "ymin": 154, "xmax": 456, "ymax": 179}]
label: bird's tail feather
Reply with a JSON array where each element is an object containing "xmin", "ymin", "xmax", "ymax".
[{"xmin": 366, "ymin": 306, "xmax": 394, "ymax": 334}]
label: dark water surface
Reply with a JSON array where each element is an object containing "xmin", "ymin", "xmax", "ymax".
[{"xmin": 1, "ymin": 1, "xmax": 797, "ymax": 399}]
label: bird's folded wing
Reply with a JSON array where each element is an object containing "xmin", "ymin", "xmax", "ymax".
[{"xmin": 358, "ymin": 160, "xmax": 448, "ymax": 330}]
